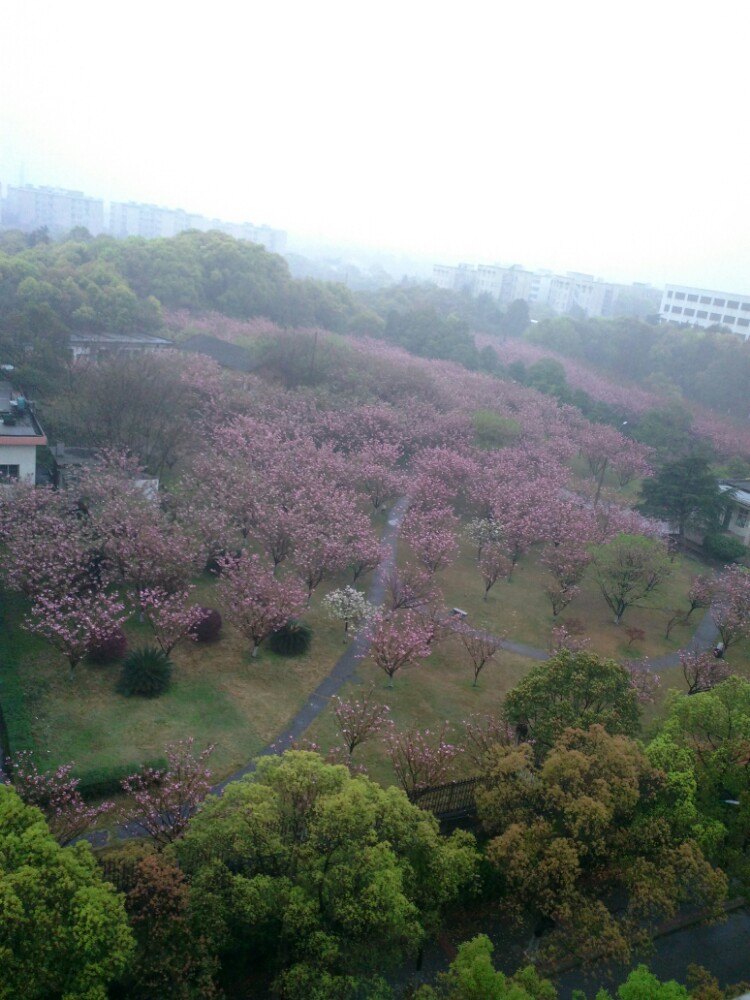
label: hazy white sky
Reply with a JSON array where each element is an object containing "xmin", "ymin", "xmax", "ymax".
[{"xmin": 2, "ymin": 1, "xmax": 748, "ymax": 289}]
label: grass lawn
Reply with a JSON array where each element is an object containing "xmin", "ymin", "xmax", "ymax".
[
  {"xmin": 304, "ymin": 634, "xmax": 533, "ymax": 786},
  {"xmin": 0, "ymin": 578, "xmax": 351, "ymax": 784},
  {"xmin": 438, "ymin": 536, "xmax": 710, "ymax": 662}
]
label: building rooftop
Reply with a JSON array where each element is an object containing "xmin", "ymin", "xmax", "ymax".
[
  {"xmin": 0, "ymin": 381, "xmax": 47, "ymax": 441},
  {"xmin": 69, "ymin": 332, "xmax": 173, "ymax": 347},
  {"xmin": 720, "ymin": 480, "xmax": 750, "ymax": 508}
]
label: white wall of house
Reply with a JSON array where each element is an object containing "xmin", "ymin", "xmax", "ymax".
[{"xmin": 0, "ymin": 443, "xmax": 37, "ymax": 482}]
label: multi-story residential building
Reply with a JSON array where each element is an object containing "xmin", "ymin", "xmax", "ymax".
[
  {"xmin": 109, "ymin": 200, "xmax": 287, "ymax": 252},
  {"xmin": 109, "ymin": 201, "xmax": 190, "ymax": 239},
  {"xmin": 659, "ymin": 284, "xmax": 750, "ymax": 338},
  {"xmin": 432, "ymin": 262, "xmax": 626, "ymax": 318},
  {"xmin": 2, "ymin": 185, "xmax": 104, "ymax": 235}
]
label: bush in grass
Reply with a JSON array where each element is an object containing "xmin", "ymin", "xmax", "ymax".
[
  {"xmin": 117, "ymin": 646, "xmax": 173, "ymax": 697},
  {"xmin": 269, "ymin": 619, "xmax": 313, "ymax": 657},
  {"xmin": 703, "ymin": 531, "xmax": 747, "ymax": 563},
  {"xmin": 87, "ymin": 627, "xmax": 128, "ymax": 665},
  {"xmin": 189, "ymin": 606, "xmax": 222, "ymax": 642}
]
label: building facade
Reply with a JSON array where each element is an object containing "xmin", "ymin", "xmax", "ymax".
[
  {"xmin": 432, "ymin": 262, "xmax": 625, "ymax": 318},
  {"xmin": 108, "ymin": 200, "xmax": 287, "ymax": 252},
  {"xmin": 2, "ymin": 185, "xmax": 105, "ymax": 235},
  {"xmin": 0, "ymin": 381, "xmax": 47, "ymax": 483},
  {"xmin": 659, "ymin": 285, "xmax": 750, "ymax": 338}
]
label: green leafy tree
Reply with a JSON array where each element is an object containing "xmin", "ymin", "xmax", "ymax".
[
  {"xmin": 592, "ymin": 533, "xmax": 672, "ymax": 624},
  {"xmin": 415, "ymin": 935, "xmax": 556, "ymax": 998},
  {"xmin": 654, "ymin": 677, "xmax": 750, "ymax": 884},
  {"xmin": 501, "ymin": 299, "xmax": 531, "ymax": 338},
  {"xmin": 639, "ymin": 454, "xmax": 727, "ymax": 546},
  {"xmin": 503, "ymin": 649, "xmax": 640, "ymax": 755},
  {"xmin": 475, "ymin": 726, "xmax": 727, "ymax": 968},
  {"xmin": 173, "ymin": 751, "xmax": 478, "ymax": 993},
  {"xmin": 0, "ymin": 784, "xmax": 134, "ymax": 999},
  {"xmin": 593, "ymin": 964, "xmax": 690, "ymax": 999}
]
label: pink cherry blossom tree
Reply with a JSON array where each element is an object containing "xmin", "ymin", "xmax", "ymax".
[
  {"xmin": 402, "ymin": 505, "xmax": 459, "ymax": 575},
  {"xmin": 217, "ymin": 553, "xmax": 307, "ymax": 656},
  {"xmin": 385, "ymin": 563, "xmax": 440, "ymax": 611},
  {"xmin": 626, "ymin": 661, "xmax": 661, "ymax": 703},
  {"xmin": 121, "ymin": 738, "xmax": 214, "ymax": 847},
  {"xmin": 385, "ymin": 724, "xmax": 462, "ymax": 796},
  {"xmin": 712, "ymin": 565, "xmax": 750, "ymax": 651},
  {"xmin": 332, "ymin": 687, "xmax": 392, "ymax": 758},
  {"xmin": 139, "ymin": 587, "xmax": 206, "ymax": 656},
  {"xmin": 479, "ymin": 543, "xmax": 512, "ymax": 598},
  {"xmin": 455, "ymin": 627, "xmax": 504, "ymax": 687},
  {"xmin": 367, "ymin": 610, "xmax": 434, "ymax": 686},
  {"xmin": 680, "ymin": 650, "xmax": 731, "ymax": 696},
  {"xmin": 23, "ymin": 590, "xmax": 129, "ymax": 675},
  {"xmin": 462, "ymin": 713, "xmax": 515, "ymax": 767},
  {"xmin": 4, "ymin": 751, "xmax": 114, "ymax": 845}
]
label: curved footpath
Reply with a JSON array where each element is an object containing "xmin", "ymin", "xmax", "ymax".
[{"xmin": 89, "ymin": 501, "xmax": 719, "ymax": 845}]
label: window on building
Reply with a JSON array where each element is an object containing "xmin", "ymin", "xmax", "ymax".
[
  {"xmin": 684, "ymin": 308, "xmax": 695, "ymax": 316},
  {"xmin": 687, "ymin": 294, "xmax": 699, "ymax": 302},
  {"xmin": 724, "ymin": 316, "xmax": 736, "ymax": 325},
  {"xmin": 738, "ymin": 318, "xmax": 750, "ymax": 327},
  {"xmin": 714, "ymin": 298, "xmax": 726, "ymax": 307},
  {"xmin": 672, "ymin": 306, "xmax": 683, "ymax": 314},
  {"xmin": 0, "ymin": 464, "xmax": 20, "ymax": 480},
  {"xmin": 697, "ymin": 310, "xmax": 708, "ymax": 318},
  {"xmin": 700, "ymin": 296, "xmax": 711, "ymax": 304},
  {"xmin": 667, "ymin": 290, "xmax": 674, "ymax": 298},
  {"xmin": 728, "ymin": 301, "xmax": 740, "ymax": 309},
  {"xmin": 675, "ymin": 292, "xmax": 686, "ymax": 300},
  {"xmin": 663, "ymin": 305, "xmax": 671, "ymax": 312},
  {"xmin": 710, "ymin": 313, "xmax": 721, "ymax": 321},
  {"xmin": 736, "ymin": 509, "xmax": 749, "ymax": 529},
  {"xmin": 741, "ymin": 303, "xmax": 750, "ymax": 311}
]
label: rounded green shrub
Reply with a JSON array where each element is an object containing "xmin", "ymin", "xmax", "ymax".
[
  {"xmin": 189, "ymin": 607, "xmax": 222, "ymax": 642},
  {"xmin": 117, "ymin": 646, "xmax": 173, "ymax": 697},
  {"xmin": 268, "ymin": 620, "xmax": 313, "ymax": 657},
  {"xmin": 703, "ymin": 531, "xmax": 747, "ymax": 563}
]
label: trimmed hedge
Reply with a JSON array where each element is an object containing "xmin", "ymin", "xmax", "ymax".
[
  {"xmin": 190, "ymin": 607, "xmax": 222, "ymax": 642},
  {"xmin": 76, "ymin": 757, "xmax": 168, "ymax": 801},
  {"xmin": 0, "ymin": 590, "xmax": 38, "ymax": 756},
  {"xmin": 87, "ymin": 628, "xmax": 128, "ymax": 665}
]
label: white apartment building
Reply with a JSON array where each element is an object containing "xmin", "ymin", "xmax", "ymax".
[
  {"xmin": 2, "ymin": 185, "xmax": 104, "ymax": 235},
  {"xmin": 660, "ymin": 284, "xmax": 750, "ymax": 338},
  {"xmin": 433, "ymin": 262, "xmax": 618, "ymax": 318},
  {"xmin": 109, "ymin": 200, "xmax": 287, "ymax": 252}
]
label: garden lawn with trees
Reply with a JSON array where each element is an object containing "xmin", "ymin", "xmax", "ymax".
[{"xmin": 4, "ymin": 231, "xmax": 750, "ymax": 996}]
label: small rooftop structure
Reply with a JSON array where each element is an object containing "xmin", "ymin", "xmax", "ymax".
[
  {"xmin": 69, "ymin": 332, "xmax": 173, "ymax": 361},
  {"xmin": 0, "ymin": 380, "xmax": 47, "ymax": 482}
]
